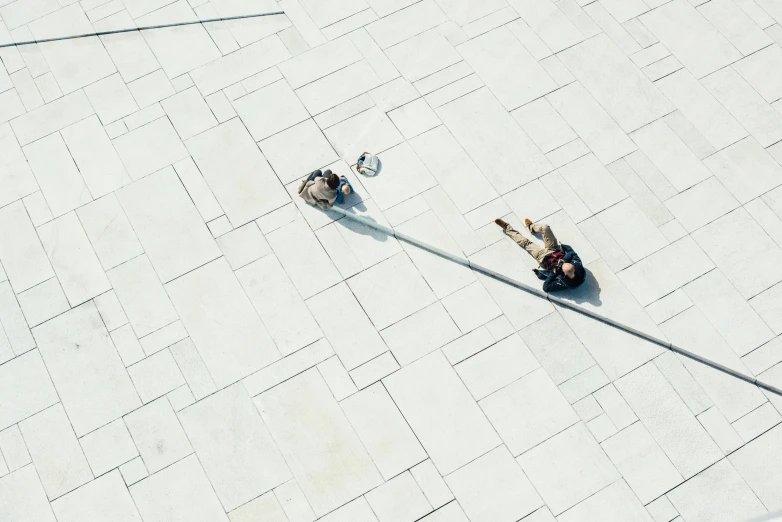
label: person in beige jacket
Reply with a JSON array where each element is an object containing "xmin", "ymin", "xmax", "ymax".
[{"xmin": 298, "ymin": 169, "xmax": 350, "ymax": 210}]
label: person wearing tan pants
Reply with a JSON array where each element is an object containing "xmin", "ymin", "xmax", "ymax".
[{"xmin": 494, "ymin": 217, "xmax": 586, "ymax": 292}]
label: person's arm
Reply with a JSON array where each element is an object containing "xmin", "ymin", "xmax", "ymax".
[
  {"xmin": 563, "ymin": 250, "xmax": 581, "ymax": 265},
  {"xmin": 542, "ymin": 272, "xmax": 563, "ymax": 293}
]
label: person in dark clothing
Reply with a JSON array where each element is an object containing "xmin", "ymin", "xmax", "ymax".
[{"xmin": 495, "ymin": 218, "xmax": 586, "ymax": 292}]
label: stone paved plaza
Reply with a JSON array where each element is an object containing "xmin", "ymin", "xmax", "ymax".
[{"xmin": 2, "ymin": 0, "xmax": 782, "ymax": 520}]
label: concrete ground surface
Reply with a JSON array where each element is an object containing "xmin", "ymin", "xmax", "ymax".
[{"xmin": 1, "ymin": 0, "xmax": 782, "ymax": 520}]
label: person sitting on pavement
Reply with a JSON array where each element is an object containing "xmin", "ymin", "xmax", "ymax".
[
  {"xmin": 298, "ymin": 169, "xmax": 351, "ymax": 210},
  {"xmin": 495, "ymin": 217, "xmax": 586, "ymax": 293}
]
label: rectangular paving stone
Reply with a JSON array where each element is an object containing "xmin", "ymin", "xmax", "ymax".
[
  {"xmin": 512, "ymin": 97, "xmax": 577, "ymax": 154},
  {"xmin": 296, "ymin": 60, "xmax": 382, "ymax": 114},
  {"xmin": 24, "ymin": 132, "xmax": 91, "ymax": 218},
  {"xmin": 662, "ymin": 308, "xmax": 767, "ymax": 422},
  {"xmin": 380, "ymin": 302, "xmax": 460, "ymax": 366},
  {"xmin": 341, "ymin": 383, "xmax": 427, "ymax": 480},
  {"xmin": 0, "ymin": 466, "xmax": 57, "ymax": 522},
  {"xmin": 668, "ymin": 459, "xmax": 765, "ymax": 522},
  {"xmin": 135, "ymin": 1, "xmax": 221, "ymax": 79},
  {"xmin": 704, "ymin": 136, "xmax": 782, "ymax": 204},
  {"xmin": 437, "ymin": 87, "xmax": 552, "ymax": 193},
  {"xmin": 38, "ymin": 213, "xmax": 111, "ymax": 307},
  {"xmin": 20, "ymin": 404, "xmax": 92, "ymax": 500},
  {"xmin": 0, "ymin": 122, "xmax": 40, "ymax": 208},
  {"xmin": 61, "ymin": 115, "xmax": 129, "ymax": 198},
  {"xmin": 107, "ymin": 255, "xmax": 179, "ymax": 338},
  {"xmin": 117, "ymin": 167, "xmax": 220, "ymax": 282},
  {"xmin": 458, "ymin": 26, "xmax": 557, "ymax": 111},
  {"xmin": 558, "ymin": 153, "xmax": 627, "ymax": 214},
  {"xmin": 597, "ymin": 198, "xmax": 668, "ymax": 262},
  {"xmin": 702, "ymin": 66, "xmax": 782, "ymax": 147},
  {"xmin": 259, "ymin": 119, "xmax": 339, "ymax": 185},
  {"xmin": 33, "ymin": 303, "xmax": 141, "ymax": 436},
  {"xmin": 386, "ymin": 29, "xmax": 460, "ymax": 83},
  {"xmin": 95, "ymin": 13, "xmax": 160, "ymax": 84},
  {"xmin": 233, "ymin": 79, "xmax": 309, "ymax": 142},
  {"xmin": 684, "ymin": 269, "xmax": 774, "ymax": 357},
  {"xmin": 619, "ymin": 236, "xmax": 715, "ymax": 306},
  {"xmin": 699, "ymin": 0, "xmax": 773, "ymax": 56},
  {"xmin": 557, "ymin": 479, "xmax": 654, "ymax": 522},
  {"xmin": 279, "ymin": 36, "xmax": 362, "ymax": 89},
  {"xmin": 51, "ymin": 470, "xmax": 141, "ymax": 522},
  {"xmin": 325, "ymin": 106, "xmax": 403, "ymax": 163},
  {"xmin": 730, "ymin": 424, "xmax": 782, "ymax": 511},
  {"xmin": 79, "ymin": 419, "xmax": 138, "ymax": 477},
  {"xmin": 615, "ymin": 363, "xmax": 723, "ymax": 479},
  {"xmin": 559, "ymin": 34, "xmax": 673, "ymax": 132},
  {"xmin": 366, "ymin": 0, "xmax": 447, "ymax": 49},
  {"xmin": 693, "ymin": 208, "xmax": 782, "ymax": 299},
  {"xmin": 237, "ymin": 253, "xmax": 322, "ymax": 357},
  {"xmin": 267, "ymin": 218, "xmax": 342, "ymax": 300},
  {"xmin": 640, "ymin": 0, "xmax": 742, "ymax": 79},
  {"xmin": 160, "ymin": 87, "xmax": 217, "ymax": 140},
  {"xmin": 601, "ymin": 422, "xmax": 683, "ymax": 504},
  {"xmin": 456, "ymin": 333, "xmax": 539, "ymax": 400},
  {"xmin": 190, "ymin": 35, "xmax": 290, "ymax": 96},
  {"xmin": 384, "ymin": 350, "xmax": 501, "ymax": 475},
  {"xmin": 77, "ymin": 195, "xmax": 144, "ymax": 271},
  {"xmin": 188, "ymin": 119, "xmax": 290, "ymax": 226},
  {"xmin": 0, "ymin": 350, "xmax": 58, "ymax": 431},
  {"xmin": 255, "ymin": 369, "xmax": 382, "ymax": 516},
  {"xmin": 657, "ymin": 69, "xmax": 747, "ymax": 151},
  {"xmin": 306, "ymin": 283, "xmax": 387, "ymax": 370},
  {"xmin": 29, "ymin": 7, "xmax": 116, "ymax": 95},
  {"xmin": 0, "ymin": 201, "xmax": 54, "ymax": 294},
  {"xmin": 0, "ymin": 281, "xmax": 35, "ymax": 356},
  {"xmin": 348, "ymin": 252, "xmax": 436, "ymax": 330},
  {"xmin": 517, "ymin": 422, "xmax": 620, "ymax": 516},
  {"xmin": 180, "ymin": 384, "xmax": 290, "ymax": 511},
  {"xmin": 665, "ymin": 177, "xmax": 740, "ymax": 233},
  {"xmin": 113, "ymin": 117, "xmax": 189, "ymax": 181},
  {"xmin": 167, "ymin": 258, "xmax": 280, "ymax": 388},
  {"xmin": 130, "ymin": 455, "xmax": 227, "ymax": 522},
  {"xmin": 631, "ymin": 119, "xmax": 712, "ymax": 192},
  {"xmin": 446, "ymin": 445, "xmax": 542, "ymax": 522}
]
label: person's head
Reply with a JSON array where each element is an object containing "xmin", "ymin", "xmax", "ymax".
[
  {"xmin": 326, "ymin": 172, "xmax": 340, "ymax": 190},
  {"xmin": 341, "ymin": 184, "xmax": 351, "ymax": 195},
  {"xmin": 561, "ymin": 263, "xmax": 586, "ymax": 288}
]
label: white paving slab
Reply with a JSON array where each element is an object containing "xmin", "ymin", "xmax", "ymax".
[
  {"xmin": 384, "ymin": 350, "xmax": 501, "ymax": 475},
  {"xmin": 130, "ymin": 455, "xmax": 228, "ymax": 522},
  {"xmin": 559, "ymin": 34, "xmax": 673, "ymax": 132},
  {"xmin": 188, "ymin": 119, "xmax": 290, "ymax": 226},
  {"xmin": 616, "ymin": 363, "xmax": 723, "ymax": 479},
  {"xmin": 117, "ymin": 167, "xmax": 220, "ymax": 283},
  {"xmin": 458, "ymin": 26, "xmax": 557, "ymax": 111},
  {"xmin": 517, "ymin": 422, "xmax": 620, "ymax": 516},
  {"xmin": 640, "ymin": 0, "xmax": 742, "ymax": 79},
  {"xmin": 437, "ymin": 88, "xmax": 552, "ymax": 193},
  {"xmin": 446, "ymin": 445, "xmax": 542, "ymax": 522},
  {"xmin": 179, "ymin": 384, "xmax": 291, "ymax": 511},
  {"xmin": 255, "ymin": 369, "xmax": 382, "ymax": 516},
  {"xmin": 32, "ymin": 303, "xmax": 141, "ymax": 436},
  {"xmin": 167, "ymin": 258, "xmax": 280, "ymax": 388}
]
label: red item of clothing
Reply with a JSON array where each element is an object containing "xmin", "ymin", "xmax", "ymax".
[{"xmin": 543, "ymin": 250, "xmax": 565, "ymax": 269}]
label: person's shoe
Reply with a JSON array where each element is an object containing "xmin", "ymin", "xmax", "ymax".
[
  {"xmin": 494, "ymin": 218, "xmax": 509, "ymax": 229},
  {"xmin": 524, "ymin": 218, "xmax": 533, "ymax": 231}
]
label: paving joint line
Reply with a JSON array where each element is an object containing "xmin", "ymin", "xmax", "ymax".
[
  {"xmin": 0, "ymin": 11, "xmax": 285, "ymax": 49},
  {"xmin": 329, "ymin": 206, "xmax": 782, "ymax": 398}
]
